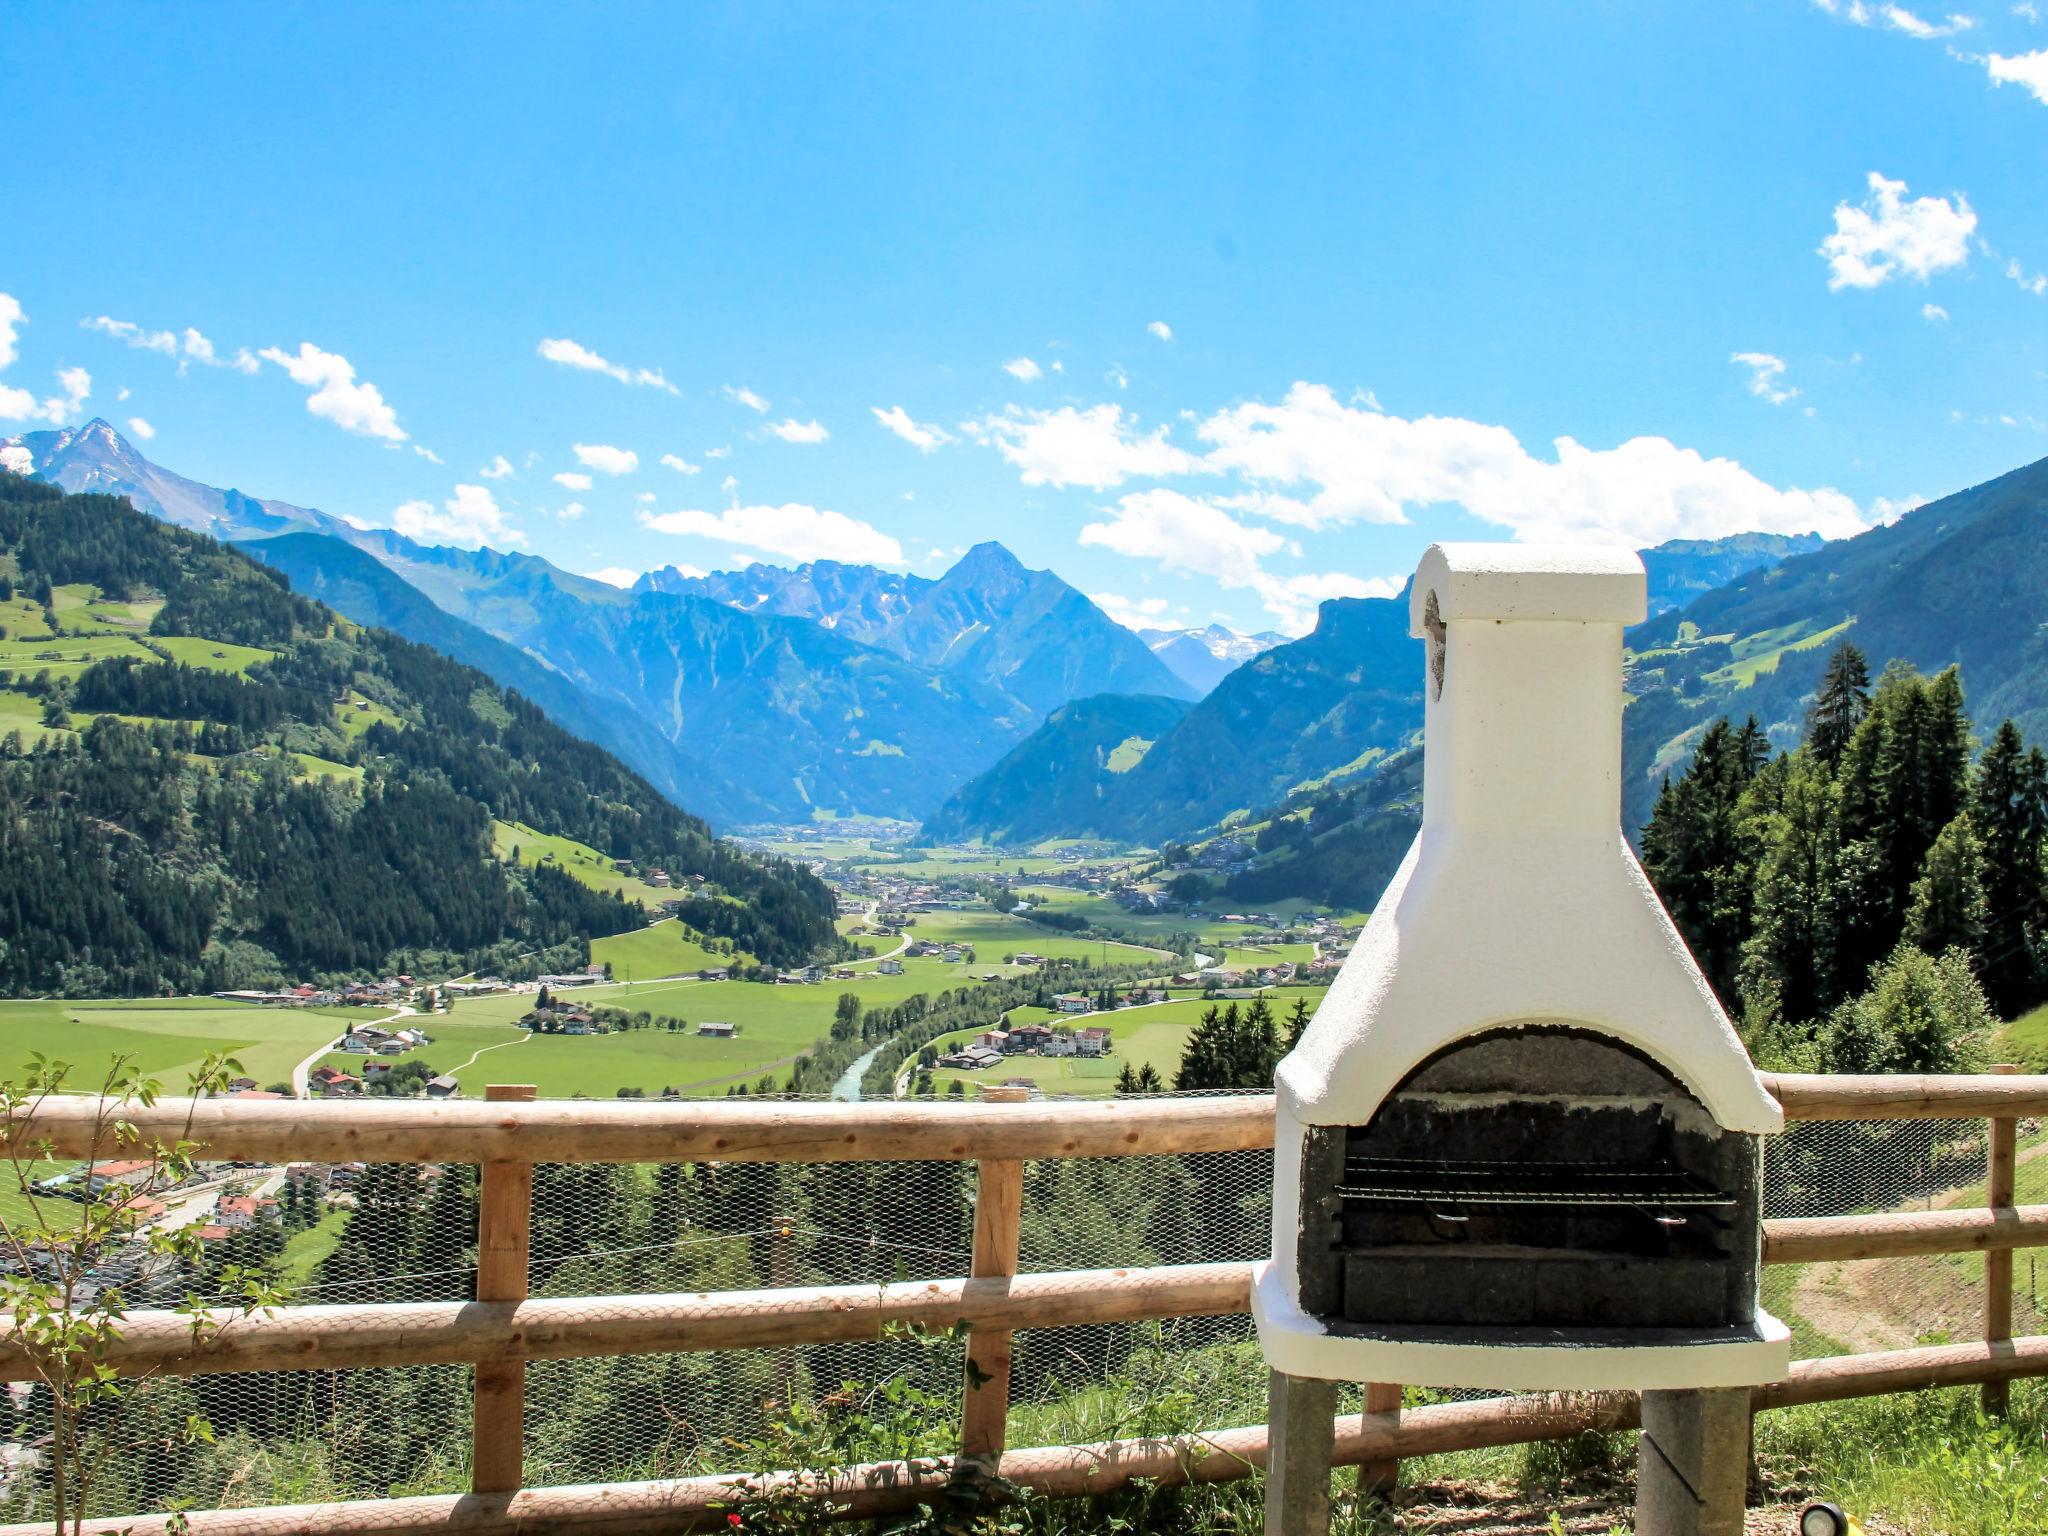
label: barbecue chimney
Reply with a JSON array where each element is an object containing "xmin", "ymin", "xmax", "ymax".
[{"xmin": 1252, "ymin": 543, "xmax": 1790, "ymax": 1394}]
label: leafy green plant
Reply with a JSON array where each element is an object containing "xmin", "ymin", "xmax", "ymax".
[{"xmin": 0, "ymin": 1051, "xmax": 287, "ymax": 1534}]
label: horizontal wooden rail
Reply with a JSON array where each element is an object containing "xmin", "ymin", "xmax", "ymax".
[
  {"xmin": 1762, "ymin": 1072, "xmax": 2048, "ymax": 1122},
  {"xmin": 0, "ymin": 1263, "xmax": 1251, "ymax": 1382},
  {"xmin": 0, "ymin": 1094, "xmax": 1279, "ymax": 1165},
  {"xmin": 31, "ymin": 1193, "xmax": 2048, "ymax": 1382},
  {"xmin": 13, "ymin": 1335, "xmax": 2042, "ymax": 1536},
  {"xmin": 1762, "ymin": 1202, "xmax": 2048, "ymax": 1264},
  {"xmin": 4, "ymin": 1074, "xmax": 2041, "ymax": 1167}
]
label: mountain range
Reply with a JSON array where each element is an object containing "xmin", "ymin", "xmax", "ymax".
[
  {"xmin": 924, "ymin": 527, "xmax": 1836, "ymax": 849},
  {"xmin": 1137, "ymin": 624, "xmax": 1289, "ymax": 695},
  {"xmin": 5, "ymin": 421, "xmax": 1244, "ymax": 824},
  {"xmin": 0, "ymin": 471, "xmax": 836, "ymax": 996}
]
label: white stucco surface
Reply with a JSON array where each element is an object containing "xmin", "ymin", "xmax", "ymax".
[
  {"xmin": 1252, "ymin": 1261, "xmax": 1793, "ymax": 1391},
  {"xmin": 1258, "ymin": 541, "xmax": 1787, "ymax": 1393}
]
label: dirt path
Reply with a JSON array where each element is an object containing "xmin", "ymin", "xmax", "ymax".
[{"xmin": 447, "ymin": 1032, "xmax": 531, "ymax": 1076}]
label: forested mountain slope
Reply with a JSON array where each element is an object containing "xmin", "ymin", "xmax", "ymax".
[
  {"xmin": 0, "ymin": 472, "xmax": 835, "ymax": 996},
  {"xmin": 1619, "ymin": 454, "xmax": 2048, "ymax": 833},
  {"xmin": 921, "ymin": 692, "xmax": 1194, "ymax": 844}
]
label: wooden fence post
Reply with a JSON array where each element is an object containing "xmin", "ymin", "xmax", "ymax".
[
  {"xmin": 1984, "ymin": 1062, "xmax": 2019, "ymax": 1417},
  {"xmin": 961, "ymin": 1086, "xmax": 1026, "ymax": 1464},
  {"xmin": 473, "ymin": 1084, "xmax": 535, "ymax": 1494},
  {"xmin": 1358, "ymin": 1382, "xmax": 1402, "ymax": 1500}
]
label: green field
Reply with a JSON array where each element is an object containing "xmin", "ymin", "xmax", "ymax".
[
  {"xmin": 0, "ymin": 998, "xmax": 359, "ymax": 1091},
  {"xmin": 2001, "ymin": 1002, "xmax": 2048, "ymax": 1073},
  {"xmin": 592, "ymin": 919, "xmax": 745, "ymax": 981},
  {"xmin": 491, "ymin": 820, "xmax": 675, "ymax": 905},
  {"xmin": 923, "ymin": 988, "xmax": 1329, "ymax": 1097},
  {"xmin": 909, "ymin": 907, "xmax": 1173, "ymax": 964}
]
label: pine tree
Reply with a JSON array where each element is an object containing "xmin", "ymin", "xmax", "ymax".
[
  {"xmin": 1643, "ymin": 717, "xmax": 1771, "ymax": 1003},
  {"xmin": 1806, "ymin": 641, "xmax": 1871, "ymax": 768},
  {"xmin": 1973, "ymin": 721, "xmax": 2048, "ymax": 1015},
  {"xmin": 1739, "ymin": 751, "xmax": 1845, "ymax": 1026},
  {"xmin": 1284, "ymin": 996, "xmax": 1313, "ymax": 1052},
  {"xmin": 1174, "ymin": 1005, "xmax": 1231, "ymax": 1091},
  {"xmin": 1905, "ymin": 813, "xmax": 1987, "ymax": 962}
]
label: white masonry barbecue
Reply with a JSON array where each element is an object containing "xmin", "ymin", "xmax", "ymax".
[{"xmin": 1252, "ymin": 544, "xmax": 1790, "ymax": 1536}]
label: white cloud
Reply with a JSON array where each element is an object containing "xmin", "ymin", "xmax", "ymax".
[
  {"xmin": 1988, "ymin": 49, "xmax": 2048, "ymax": 99},
  {"xmin": 1089, "ymin": 591, "xmax": 1172, "ymax": 630},
  {"xmin": 572, "ymin": 442, "xmax": 639, "ymax": 475},
  {"xmin": 0, "ymin": 297, "xmax": 93, "ymax": 426},
  {"xmin": 2018, "ymin": 1, "xmax": 2041, "ymax": 20},
  {"xmin": 1107, "ymin": 365, "xmax": 1130, "ymax": 390},
  {"xmin": 552, "ymin": 471, "xmax": 593, "ymax": 490},
  {"xmin": 81, "ymin": 315, "xmax": 258, "ymax": 373},
  {"xmin": 536, "ymin": 337, "xmax": 676, "ymax": 393},
  {"xmin": 390, "ymin": 484, "xmax": 524, "ymax": 549},
  {"xmin": 2007, "ymin": 257, "xmax": 2048, "ymax": 295},
  {"xmin": 722, "ymin": 385, "xmax": 770, "ymax": 413},
  {"xmin": 126, "ymin": 416, "xmax": 156, "ymax": 440},
  {"xmin": 257, "ymin": 342, "xmax": 407, "ymax": 441},
  {"xmin": 480, "ymin": 454, "xmax": 515, "ymax": 479},
  {"xmin": 705, "ymin": 445, "xmax": 733, "ymax": 459},
  {"xmin": 556, "ymin": 502, "xmax": 586, "ymax": 521},
  {"xmin": 1, "ymin": 444, "xmax": 31, "ymax": 475},
  {"xmin": 635, "ymin": 491, "xmax": 656, "ymax": 505},
  {"xmin": 1193, "ymin": 381, "xmax": 1870, "ymax": 542},
  {"xmin": 413, "ymin": 444, "xmax": 442, "ymax": 464},
  {"xmin": 1731, "ymin": 351, "xmax": 1801, "ymax": 405},
  {"xmin": 1923, "ymin": 302, "xmax": 1951, "ymax": 320},
  {"xmin": 1147, "ymin": 321, "xmax": 1174, "ymax": 342},
  {"xmin": 1879, "ymin": 4, "xmax": 1975, "ymax": 35},
  {"xmin": 584, "ymin": 567, "xmax": 641, "ymax": 588},
  {"xmin": 1002, "ymin": 357, "xmax": 1044, "ymax": 382},
  {"xmin": 1819, "ymin": 172, "xmax": 1975, "ymax": 290},
  {"xmin": 1869, "ymin": 493, "xmax": 1927, "ymax": 524},
  {"xmin": 964, "ymin": 403, "xmax": 1207, "ymax": 490},
  {"xmin": 764, "ymin": 417, "xmax": 830, "ymax": 444},
  {"xmin": 1814, "ymin": 0, "xmax": 1977, "ymax": 32},
  {"xmin": 659, "ymin": 452, "xmax": 702, "ymax": 476},
  {"xmin": 83, "ymin": 316, "xmax": 177, "ymax": 356},
  {"xmin": 0, "ymin": 294, "xmax": 23, "ymax": 370},
  {"xmin": 640, "ymin": 503, "xmax": 905, "ymax": 566},
  {"xmin": 1078, "ymin": 487, "xmax": 1395, "ymax": 633},
  {"xmin": 871, "ymin": 405, "xmax": 952, "ymax": 452}
]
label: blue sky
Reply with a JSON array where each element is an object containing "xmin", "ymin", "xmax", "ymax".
[{"xmin": 4, "ymin": 1, "xmax": 2047, "ymax": 633}]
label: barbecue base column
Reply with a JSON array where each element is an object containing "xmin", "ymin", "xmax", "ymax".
[
  {"xmin": 1264, "ymin": 1370, "xmax": 1338, "ymax": 1536},
  {"xmin": 1636, "ymin": 1388, "xmax": 1749, "ymax": 1536}
]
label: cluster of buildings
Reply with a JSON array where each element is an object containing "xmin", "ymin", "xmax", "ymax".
[
  {"xmin": 309, "ymin": 1063, "xmax": 460, "ymax": 1098},
  {"xmin": 210, "ymin": 975, "xmax": 415, "ymax": 1008},
  {"xmin": 935, "ymin": 1020, "xmax": 1116, "ymax": 1071}
]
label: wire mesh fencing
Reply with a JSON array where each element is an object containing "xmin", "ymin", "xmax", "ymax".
[{"xmin": 3, "ymin": 1097, "xmax": 2036, "ymax": 1523}]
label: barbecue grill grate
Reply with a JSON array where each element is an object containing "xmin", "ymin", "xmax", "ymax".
[{"xmin": 1337, "ymin": 1155, "xmax": 1734, "ymax": 1208}]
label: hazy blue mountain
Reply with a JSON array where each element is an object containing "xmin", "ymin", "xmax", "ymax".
[
  {"xmin": 1638, "ymin": 531, "xmax": 1826, "ymax": 617},
  {"xmin": 926, "ymin": 526, "xmax": 1849, "ymax": 854},
  {"xmin": 240, "ymin": 532, "xmax": 735, "ymax": 813},
  {"xmin": 2, "ymin": 423, "xmax": 1046, "ymax": 822},
  {"xmin": 640, "ymin": 541, "xmax": 1194, "ymax": 712},
  {"xmin": 1136, "ymin": 623, "xmax": 1288, "ymax": 694},
  {"xmin": 921, "ymin": 693, "xmax": 1195, "ymax": 844}
]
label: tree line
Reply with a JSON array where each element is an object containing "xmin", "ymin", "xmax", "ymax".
[{"xmin": 1643, "ymin": 642, "xmax": 2044, "ymax": 1073}]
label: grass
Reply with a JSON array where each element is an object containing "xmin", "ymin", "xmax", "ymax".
[
  {"xmin": 491, "ymin": 820, "xmax": 674, "ymax": 905},
  {"xmin": 1103, "ymin": 735, "xmax": 1153, "ymax": 773},
  {"xmin": 278, "ymin": 1208, "xmax": 350, "ymax": 1287},
  {"xmin": 291, "ymin": 750, "xmax": 364, "ymax": 781},
  {"xmin": 1702, "ymin": 616, "xmax": 1856, "ymax": 689},
  {"xmin": 1999, "ymin": 1002, "xmax": 2048, "ymax": 1073},
  {"xmin": 0, "ymin": 998, "xmax": 350, "ymax": 1091},
  {"xmin": 924, "ymin": 988, "xmax": 1328, "ymax": 1096},
  {"xmin": 591, "ymin": 919, "xmax": 746, "ymax": 982}
]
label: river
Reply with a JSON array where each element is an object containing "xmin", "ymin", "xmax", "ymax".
[{"xmin": 829, "ymin": 1040, "xmax": 888, "ymax": 1101}]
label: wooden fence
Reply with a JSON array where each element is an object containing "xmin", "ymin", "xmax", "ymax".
[{"xmin": 1, "ymin": 1071, "xmax": 2044, "ymax": 1535}]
